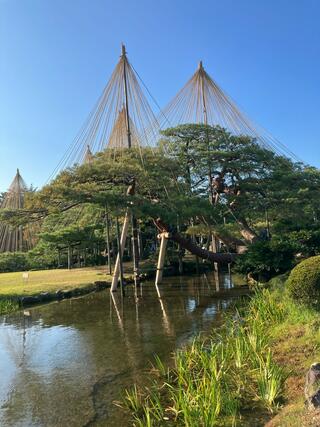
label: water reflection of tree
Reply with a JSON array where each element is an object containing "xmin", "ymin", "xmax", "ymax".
[{"xmin": 0, "ymin": 274, "xmax": 236, "ymax": 426}]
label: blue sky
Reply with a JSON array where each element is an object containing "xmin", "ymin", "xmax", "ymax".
[{"xmin": 1, "ymin": 0, "xmax": 319, "ymax": 191}]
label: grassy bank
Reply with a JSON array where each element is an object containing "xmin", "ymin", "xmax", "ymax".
[
  {"xmin": 0, "ymin": 265, "xmax": 136, "ymax": 315},
  {"xmin": 0, "ymin": 266, "xmax": 115, "ymax": 298},
  {"xmin": 121, "ymin": 279, "xmax": 320, "ymax": 426},
  {"xmin": 0, "ymin": 259, "xmax": 163, "ymax": 299},
  {"xmin": 0, "ymin": 260, "xmax": 204, "ymax": 315}
]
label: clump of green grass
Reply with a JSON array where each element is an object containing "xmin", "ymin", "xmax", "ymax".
[
  {"xmin": 0, "ymin": 298, "xmax": 19, "ymax": 315},
  {"xmin": 120, "ymin": 287, "xmax": 289, "ymax": 426}
]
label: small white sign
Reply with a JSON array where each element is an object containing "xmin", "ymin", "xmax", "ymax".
[{"xmin": 22, "ymin": 272, "xmax": 29, "ymax": 283}]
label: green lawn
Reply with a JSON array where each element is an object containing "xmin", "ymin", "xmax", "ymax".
[
  {"xmin": 0, "ymin": 260, "xmax": 155, "ymax": 298},
  {"xmin": 0, "ymin": 266, "xmax": 115, "ymax": 297}
]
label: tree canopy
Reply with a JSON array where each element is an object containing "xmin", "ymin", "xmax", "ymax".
[{"xmin": 1, "ymin": 124, "xmax": 319, "ymax": 273}]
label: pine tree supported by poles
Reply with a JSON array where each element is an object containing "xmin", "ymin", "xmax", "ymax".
[
  {"xmin": 50, "ymin": 43, "xmax": 162, "ymax": 290},
  {"xmin": 0, "ymin": 169, "xmax": 36, "ymax": 253},
  {"xmin": 46, "ymin": 47, "xmax": 299, "ymax": 288}
]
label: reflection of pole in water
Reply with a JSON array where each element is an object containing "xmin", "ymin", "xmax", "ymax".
[
  {"xmin": 228, "ymin": 263, "xmax": 232, "ymax": 288},
  {"xmin": 110, "ymin": 287, "xmax": 141, "ymax": 340},
  {"xmin": 4, "ymin": 311, "xmax": 33, "ymax": 369},
  {"xmin": 154, "ymin": 279, "xmax": 173, "ymax": 336},
  {"xmin": 21, "ymin": 312, "xmax": 27, "ymax": 367},
  {"xmin": 110, "ymin": 292, "xmax": 124, "ymax": 332},
  {"xmin": 196, "ymin": 285, "xmax": 200, "ymax": 305},
  {"xmin": 155, "ymin": 282, "xmax": 161, "ymax": 299},
  {"xmin": 134, "ymin": 293, "xmax": 141, "ymax": 337},
  {"xmin": 110, "ymin": 291, "xmax": 141, "ymax": 385},
  {"xmin": 202, "ymin": 273, "xmax": 211, "ymax": 290},
  {"xmin": 158, "ymin": 297, "xmax": 173, "ymax": 337},
  {"xmin": 214, "ymin": 269, "xmax": 220, "ymax": 292}
]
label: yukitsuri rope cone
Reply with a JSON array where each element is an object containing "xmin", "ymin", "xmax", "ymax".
[
  {"xmin": 51, "ymin": 44, "xmax": 160, "ymax": 177},
  {"xmin": 83, "ymin": 145, "xmax": 94, "ymax": 165},
  {"xmin": 0, "ymin": 169, "xmax": 36, "ymax": 252},
  {"xmin": 158, "ymin": 61, "xmax": 298, "ymax": 159}
]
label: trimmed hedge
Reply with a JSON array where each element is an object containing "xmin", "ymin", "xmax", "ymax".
[{"xmin": 286, "ymin": 255, "xmax": 320, "ymax": 306}]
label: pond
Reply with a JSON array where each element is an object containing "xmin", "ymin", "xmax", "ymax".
[{"xmin": 0, "ymin": 271, "xmax": 246, "ymax": 427}]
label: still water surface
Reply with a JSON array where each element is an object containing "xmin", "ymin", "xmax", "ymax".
[{"xmin": 0, "ymin": 272, "xmax": 244, "ymax": 427}]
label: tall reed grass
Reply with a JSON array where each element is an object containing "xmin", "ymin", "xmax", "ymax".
[
  {"xmin": 0, "ymin": 298, "xmax": 19, "ymax": 315},
  {"xmin": 120, "ymin": 287, "xmax": 288, "ymax": 426}
]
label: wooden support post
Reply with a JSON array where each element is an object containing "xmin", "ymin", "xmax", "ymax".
[
  {"xmin": 105, "ymin": 210, "xmax": 112, "ymax": 275},
  {"xmin": 115, "ymin": 217, "xmax": 125, "ymax": 296},
  {"xmin": 137, "ymin": 224, "xmax": 142, "ymax": 258},
  {"xmin": 57, "ymin": 249, "xmax": 61, "ymax": 268},
  {"xmin": 211, "ymin": 235, "xmax": 220, "ymax": 291},
  {"xmin": 211, "ymin": 235, "xmax": 219, "ymax": 272},
  {"xmin": 111, "ymin": 211, "xmax": 130, "ymax": 292},
  {"xmin": 214, "ymin": 268, "xmax": 220, "ymax": 292},
  {"xmin": 67, "ymin": 245, "xmax": 72, "ymax": 270},
  {"xmin": 131, "ymin": 212, "xmax": 140, "ymax": 288},
  {"xmin": 155, "ymin": 233, "xmax": 169, "ymax": 287},
  {"xmin": 177, "ymin": 219, "xmax": 183, "ymax": 274},
  {"xmin": 111, "ymin": 239, "xmax": 115, "ymax": 266}
]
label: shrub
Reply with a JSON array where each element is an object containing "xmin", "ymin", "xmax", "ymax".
[
  {"xmin": 235, "ymin": 239, "xmax": 296, "ymax": 281},
  {"xmin": 286, "ymin": 255, "xmax": 320, "ymax": 306},
  {"xmin": 0, "ymin": 252, "xmax": 30, "ymax": 273}
]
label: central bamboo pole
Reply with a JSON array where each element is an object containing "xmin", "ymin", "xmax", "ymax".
[
  {"xmin": 200, "ymin": 61, "xmax": 219, "ymax": 277},
  {"xmin": 122, "ymin": 43, "xmax": 140, "ymax": 287},
  {"xmin": 122, "ymin": 44, "xmax": 132, "ymax": 149},
  {"xmin": 110, "ymin": 44, "xmax": 139, "ymax": 292}
]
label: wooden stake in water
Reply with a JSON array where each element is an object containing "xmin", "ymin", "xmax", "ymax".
[
  {"xmin": 111, "ymin": 212, "xmax": 129, "ymax": 291},
  {"xmin": 131, "ymin": 212, "xmax": 140, "ymax": 288},
  {"xmin": 105, "ymin": 209, "xmax": 112, "ymax": 275},
  {"xmin": 116, "ymin": 217, "xmax": 125, "ymax": 296},
  {"xmin": 155, "ymin": 233, "xmax": 169, "ymax": 297}
]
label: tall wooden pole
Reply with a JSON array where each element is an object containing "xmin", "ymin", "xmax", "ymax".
[
  {"xmin": 265, "ymin": 208, "xmax": 270, "ymax": 239},
  {"xmin": 200, "ymin": 62, "xmax": 215, "ymax": 205},
  {"xmin": 200, "ymin": 61, "xmax": 218, "ymax": 274},
  {"xmin": 110, "ymin": 44, "xmax": 140, "ymax": 292},
  {"xmin": 67, "ymin": 245, "xmax": 72, "ymax": 270},
  {"xmin": 122, "ymin": 43, "xmax": 140, "ymax": 287},
  {"xmin": 131, "ymin": 213, "xmax": 140, "ymax": 288},
  {"xmin": 116, "ymin": 217, "xmax": 125, "ymax": 296},
  {"xmin": 177, "ymin": 217, "xmax": 183, "ymax": 274},
  {"xmin": 105, "ymin": 208, "xmax": 112, "ymax": 275},
  {"xmin": 155, "ymin": 233, "xmax": 169, "ymax": 289},
  {"xmin": 122, "ymin": 44, "xmax": 132, "ymax": 149},
  {"xmin": 111, "ymin": 212, "xmax": 130, "ymax": 291}
]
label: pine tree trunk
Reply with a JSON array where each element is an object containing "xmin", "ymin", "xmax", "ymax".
[{"xmin": 154, "ymin": 219, "xmax": 237, "ymax": 264}]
